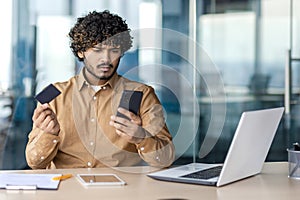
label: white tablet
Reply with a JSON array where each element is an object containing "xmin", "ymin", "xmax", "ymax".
[{"xmin": 76, "ymin": 174, "xmax": 126, "ymax": 186}]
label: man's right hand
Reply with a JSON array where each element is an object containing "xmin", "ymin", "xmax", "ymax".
[{"xmin": 32, "ymin": 104, "xmax": 60, "ymax": 135}]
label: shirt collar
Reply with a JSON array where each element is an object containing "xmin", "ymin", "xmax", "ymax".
[{"xmin": 77, "ymin": 67, "xmax": 120, "ymax": 91}]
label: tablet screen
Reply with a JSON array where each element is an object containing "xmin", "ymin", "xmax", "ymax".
[{"xmin": 77, "ymin": 174, "xmax": 126, "ymax": 186}]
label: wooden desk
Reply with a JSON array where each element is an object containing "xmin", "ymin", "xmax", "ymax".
[{"xmin": 0, "ymin": 162, "xmax": 299, "ymax": 200}]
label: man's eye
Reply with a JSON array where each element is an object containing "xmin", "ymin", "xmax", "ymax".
[
  {"xmin": 92, "ymin": 48, "xmax": 102, "ymax": 52},
  {"xmin": 111, "ymin": 49, "xmax": 121, "ymax": 53}
]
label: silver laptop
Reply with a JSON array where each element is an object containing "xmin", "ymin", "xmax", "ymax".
[{"xmin": 148, "ymin": 107, "xmax": 284, "ymax": 187}]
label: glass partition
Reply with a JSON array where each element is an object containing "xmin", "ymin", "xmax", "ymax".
[{"xmin": 196, "ymin": 0, "xmax": 300, "ymax": 163}]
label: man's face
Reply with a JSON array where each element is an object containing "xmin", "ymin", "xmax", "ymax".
[{"xmin": 79, "ymin": 44, "xmax": 122, "ymax": 85}]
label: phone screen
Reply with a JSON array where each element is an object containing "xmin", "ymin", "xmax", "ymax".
[
  {"xmin": 77, "ymin": 174, "xmax": 126, "ymax": 186},
  {"xmin": 116, "ymin": 90, "xmax": 143, "ymax": 120}
]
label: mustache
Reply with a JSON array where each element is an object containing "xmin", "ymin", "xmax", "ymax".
[{"xmin": 97, "ymin": 63, "xmax": 113, "ymax": 68}]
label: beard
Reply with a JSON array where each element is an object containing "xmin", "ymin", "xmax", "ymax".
[
  {"xmin": 83, "ymin": 57, "xmax": 121, "ymax": 82},
  {"xmin": 85, "ymin": 63, "xmax": 117, "ymax": 81}
]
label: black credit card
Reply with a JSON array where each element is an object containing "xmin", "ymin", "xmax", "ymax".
[
  {"xmin": 34, "ymin": 84, "xmax": 61, "ymax": 104},
  {"xmin": 117, "ymin": 90, "xmax": 143, "ymax": 120}
]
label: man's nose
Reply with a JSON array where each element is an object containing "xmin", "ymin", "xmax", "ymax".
[{"xmin": 100, "ymin": 50, "xmax": 110, "ymax": 63}]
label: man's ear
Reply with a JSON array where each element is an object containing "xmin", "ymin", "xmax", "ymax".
[{"xmin": 77, "ymin": 52, "xmax": 84, "ymax": 59}]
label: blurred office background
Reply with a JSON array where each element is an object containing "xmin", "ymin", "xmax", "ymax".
[{"xmin": 0, "ymin": 0, "xmax": 299, "ymax": 169}]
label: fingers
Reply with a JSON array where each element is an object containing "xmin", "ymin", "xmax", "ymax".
[
  {"xmin": 109, "ymin": 116, "xmax": 130, "ymax": 131},
  {"xmin": 33, "ymin": 104, "xmax": 52, "ymax": 125},
  {"xmin": 109, "ymin": 113, "xmax": 145, "ymax": 144},
  {"xmin": 115, "ymin": 129, "xmax": 137, "ymax": 142},
  {"xmin": 32, "ymin": 104, "xmax": 49, "ymax": 121},
  {"xmin": 44, "ymin": 120, "xmax": 60, "ymax": 134},
  {"xmin": 32, "ymin": 104, "xmax": 60, "ymax": 135},
  {"xmin": 117, "ymin": 107, "xmax": 141, "ymax": 125},
  {"xmin": 112, "ymin": 122, "xmax": 144, "ymax": 144}
]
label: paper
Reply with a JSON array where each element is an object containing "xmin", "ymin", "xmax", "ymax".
[{"xmin": 0, "ymin": 174, "xmax": 62, "ymax": 190}]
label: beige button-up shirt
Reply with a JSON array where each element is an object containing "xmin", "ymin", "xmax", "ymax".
[{"xmin": 26, "ymin": 69, "xmax": 175, "ymax": 169}]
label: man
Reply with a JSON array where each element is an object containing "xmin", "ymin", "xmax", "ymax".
[{"xmin": 25, "ymin": 10, "xmax": 175, "ymax": 169}]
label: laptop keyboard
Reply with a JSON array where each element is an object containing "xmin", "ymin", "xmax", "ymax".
[{"xmin": 181, "ymin": 166, "xmax": 223, "ymax": 180}]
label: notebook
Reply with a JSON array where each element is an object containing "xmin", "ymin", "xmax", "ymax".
[{"xmin": 148, "ymin": 107, "xmax": 284, "ymax": 187}]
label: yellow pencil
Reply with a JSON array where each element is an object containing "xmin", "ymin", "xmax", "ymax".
[{"xmin": 52, "ymin": 174, "xmax": 73, "ymax": 181}]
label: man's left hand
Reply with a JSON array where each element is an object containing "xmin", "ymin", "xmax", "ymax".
[{"xmin": 109, "ymin": 107, "xmax": 146, "ymax": 144}]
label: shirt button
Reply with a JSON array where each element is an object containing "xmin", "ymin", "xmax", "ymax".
[
  {"xmin": 91, "ymin": 118, "xmax": 95, "ymax": 122},
  {"xmin": 53, "ymin": 139, "xmax": 57, "ymax": 143},
  {"xmin": 41, "ymin": 156, "xmax": 45, "ymax": 160},
  {"xmin": 87, "ymin": 162, "xmax": 92, "ymax": 167},
  {"xmin": 140, "ymin": 147, "xmax": 145, "ymax": 151},
  {"xmin": 93, "ymin": 96, "xmax": 97, "ymax": 100},
  {"xmin": 90, "ymin": 142, "xmax": 94, "ymax": 146},
  {"xmin": 102, "ymin": 86, "xmax": 106, "ymax": 90}
]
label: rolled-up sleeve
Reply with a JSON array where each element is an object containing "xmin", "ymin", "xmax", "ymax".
[
  {"xmin": 136, "ymin": 133, "xmax": 175, "ymax": 167},
  {"xmin": 135, "ymin": 86, "xmax": 175, "ymax": 167},
  {"xmin": 25, "ymin": 128, "xmax": 60, "ymax": 169}
]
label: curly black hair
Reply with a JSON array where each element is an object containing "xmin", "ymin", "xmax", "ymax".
[{"xmin": 69, "ymin": 10, "xmax": 133, "ymax": 61}]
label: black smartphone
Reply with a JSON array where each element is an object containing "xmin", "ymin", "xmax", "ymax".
[
  {"xmin": 34, "ymin": 84, "xmax": 61, "ymax": 104},
  {"xmin": 116, "ymin": 90, "xmax": 143, "ymax": 120}
]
